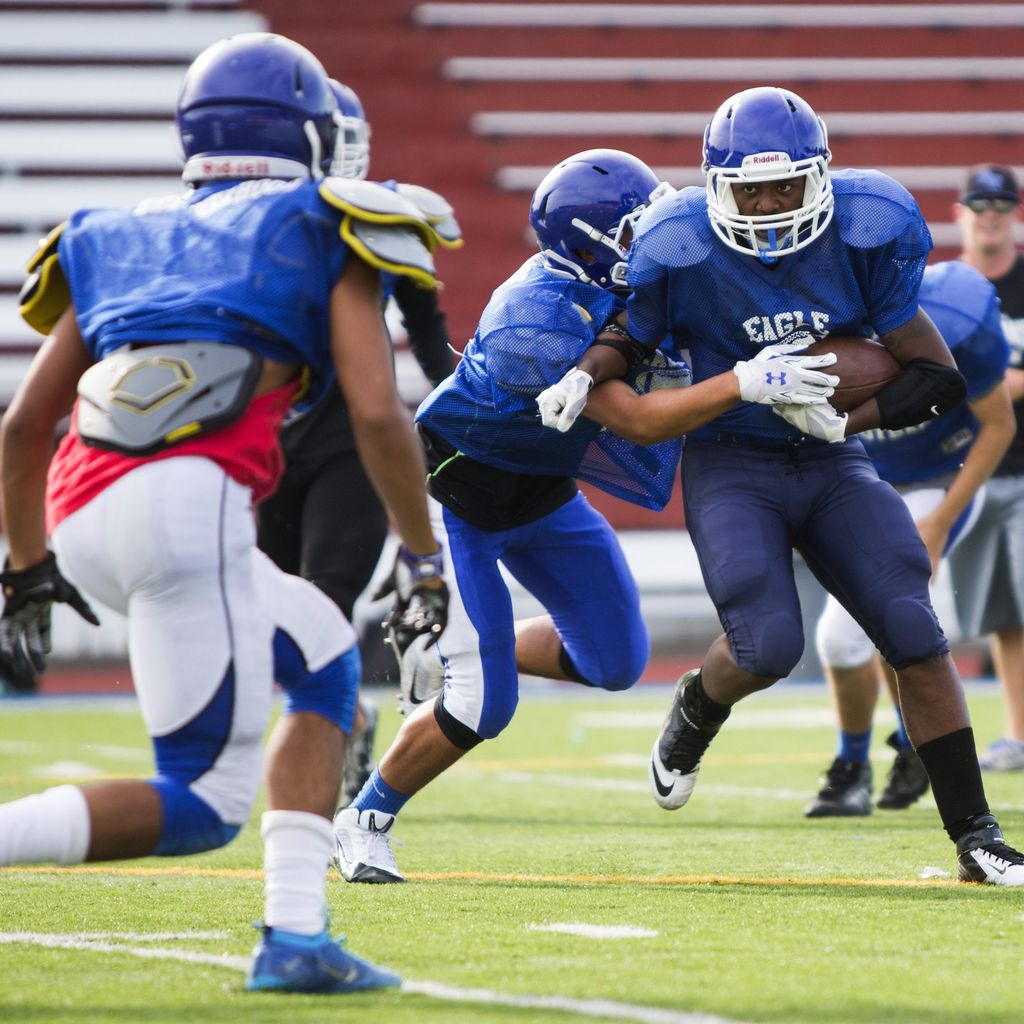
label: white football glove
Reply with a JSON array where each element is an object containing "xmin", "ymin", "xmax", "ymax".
[
  {"xmin": 536, "ymin": 367, "xmax": 594, "ymax": 432},
  {"xmin": 773, "ymin": 401, "xmax": 848, "ymax": 443},
  {"xmin": 733, "ymin": 341, "xmax": 839, "ymax": 406}
]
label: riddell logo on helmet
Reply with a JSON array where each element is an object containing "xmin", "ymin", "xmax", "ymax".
[
  {"xmin": 201, "ymin": 158, "xmax": 271, "ymax": 176},
  {"xmin": 744, "ymin": 153, "xmax": 788, "ymax": 167}
]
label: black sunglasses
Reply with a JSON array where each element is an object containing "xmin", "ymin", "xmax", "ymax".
[{"xmin": 963, "ymin": 197, "xmax": 1019, "ymax": 214}]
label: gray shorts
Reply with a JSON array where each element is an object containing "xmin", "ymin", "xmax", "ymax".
[{"xmin": 947, "ymin": 473, "xmax": 1024, "ymax": 637}]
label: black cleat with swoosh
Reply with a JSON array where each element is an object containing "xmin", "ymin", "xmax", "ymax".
[
  {"xmin": 956, "ymin": 815, "xmax": 1024, "ymax": 886},
  {"xmin": 649, "ymin": 669, "xmax": 729, "ymax": 811}
]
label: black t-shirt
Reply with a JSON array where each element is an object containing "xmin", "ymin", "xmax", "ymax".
[
  {"xmin": 990, "ymin": 252, "xmax": 1024, "ymax": 476},
  {"xmin": 419, "ymin": 426, "xmax": 577, "ymax": 531}
]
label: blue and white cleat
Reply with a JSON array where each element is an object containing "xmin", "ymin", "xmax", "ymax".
[{"xmin": 246, "ymin": 925, "xmax": 401, "ymax": 993}]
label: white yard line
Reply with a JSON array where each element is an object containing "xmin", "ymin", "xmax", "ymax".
[
  {"xmin": 0, "ymin": 931, "xmax": 752, "ymax": 1024},
  {"xmin": 0, "ymin": 932, "xmax": 249, "ymax": 971},
  {"xmin": 497, "ymin": 770, "xmax": 810, "ymax": 801},
  {"xmin": 403, "ymin": 980, "xmax": 752, "ymax": 1023},
  {"xmin": 528, "ymin": 923, "xmax": 659, "ymax": 939}
]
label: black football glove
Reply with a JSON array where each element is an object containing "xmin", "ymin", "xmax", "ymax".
[
  {"xmin": 0, "ymin": 552, "xmax": 100, "ymax": 687},
  {"xmin": 373, "ymin": 545, "xmax": 449, "ymax": 654}
]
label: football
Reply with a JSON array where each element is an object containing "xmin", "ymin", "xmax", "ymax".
[{"xmin": 803, "ymin": 335, "xmax": 901, "ymax": 413}]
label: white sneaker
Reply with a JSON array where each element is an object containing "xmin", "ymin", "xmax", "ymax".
[
  {"xmin": 333, "ymin": 807, "xmax": 405, "ymax": 884},
  {"xmin": 978, "ymin": 738, "xmax": 1024, "ymax": 771},
  {"xmin": 390, "ymin": 630, "xmax": 445, "ymax": 717}
]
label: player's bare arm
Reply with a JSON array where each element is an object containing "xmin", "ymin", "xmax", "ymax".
[
  {"xmin": 916, "ymin": 378, "xmax": 1016, "ymax": 568},
  {"xmin": 0, "ymin": 306, "xmax": 91, "ymax": 569},
  {"xmin": 585, "ymin": 373, "xmax": 738, "ymax": 444},
  {"xmin": 330, "ymin": 256, "xmax": 437, "ymax": 559}
]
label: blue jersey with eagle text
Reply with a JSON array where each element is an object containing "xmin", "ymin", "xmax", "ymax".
[{"xmin": 626, "ymin": 168, "xmax": 931, "ymax": 444}]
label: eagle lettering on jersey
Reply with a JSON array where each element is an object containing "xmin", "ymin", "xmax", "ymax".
[{"xmin": 742, "ymin": 310, "xmax": 830, "ymax": 344}]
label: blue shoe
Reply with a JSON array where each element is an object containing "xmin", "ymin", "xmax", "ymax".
[{"xmin": 245, "ymin": 926, "xmax": 401, "ymax": 993}]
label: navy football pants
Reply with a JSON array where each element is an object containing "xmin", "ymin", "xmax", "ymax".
[{"xmin": 682, "ymin": 438, "xmax": 948, "ymax": 678}]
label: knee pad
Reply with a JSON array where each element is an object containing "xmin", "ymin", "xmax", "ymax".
[
  {"xmin": 434, "ymin": 695, "xmax": 485, "ymax": 750},
  {"xmin": 815, "ymin": 600, "xmax": 875, "ymax": 670},
  {"xmin": 275, "ymin": 632, "xmax": 360, "ymax": 734},
  {"xmin": 877, "ymin": 596, "xmax": 949, "ymax": 671},
  {"xmin": 562, "ymin": 627, "xmax": 648, "ymax": 693},
  {"xmin": 148, "ymin": 777, "xmax": 241, "ymax": 856},
  {"xmin": 736, "ymin": 611, "xmax": 805, "ymax": 679}
]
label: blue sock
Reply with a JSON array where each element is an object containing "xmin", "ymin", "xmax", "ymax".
[
  {"xmin": 838, "ymin": 729, "xmax": 872, "ymax": 763},
  {"xmin": 892, "ymin": 708, "xmax": 911, "ymax": 749},
  {"xmin": 353, "ymin": 770, "xmax": 409, "ymax": 817}
]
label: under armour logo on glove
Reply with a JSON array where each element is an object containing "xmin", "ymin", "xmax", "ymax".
[
  {"xmin": 733, "ymin": 342, "xmax": 838, "ymax": 405},
  {"xmin": 0, "ymin": 552, "xmax": 99, "ymax": 689}
]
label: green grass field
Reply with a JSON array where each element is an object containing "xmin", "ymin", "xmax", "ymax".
[{"xmin": 2, "ymin": 683, "xmax": 1022, "ymax": 1024}]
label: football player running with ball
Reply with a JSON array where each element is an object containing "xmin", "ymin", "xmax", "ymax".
[
  {"xmin": 332, "ymin": 148, "xmax": 837, "ymax": 884},
  {"xmin": 539, "ymin": 87, "xmax": 1024, "ymax": 885},
  {"xmin": 0, "ymin": 33, "xmax": 450, "ymax": 991}
]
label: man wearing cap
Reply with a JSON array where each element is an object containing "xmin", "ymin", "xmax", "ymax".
[{"xmin": 949, "ymin": 163, "xmax": 1024, "ymax": 770}]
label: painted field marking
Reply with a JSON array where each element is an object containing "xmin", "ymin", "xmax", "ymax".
[
  {"xmin": 402, "ymin": 979, "xmax": 750, "ymax": 1023},
  {"xmin": 32, "ymin": 760, "xmax": 108, "ymax": 779},
  {"xmin": 496, "ymin": 769, "xmax": 810, "ymax": 802},
  {"xmin": 571, "ymin": 708, "xmax": 839, "ymax": 730},
  {"xmin": 0, "ymin": 931, "xmax": 249, "ymax": 971},
  {"xmin": 2, "ymin": 864, "xmax": 962, "ymax": 889},
  {"xmin": 0, "ymin": 931, "xmax": 751, "ymax": 1024},
  {"xmin": 528, "ymin": 922, "xmax": 659, "ymax": 939}
]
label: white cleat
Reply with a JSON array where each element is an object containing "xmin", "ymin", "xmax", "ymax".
[
  {"xmin": 955, "ymin": 815, "xmax": 1024, "ymax": 886},
  {"xmin": 333, "ymin": 807, "xmax": 405, "ymax": 884},
  {"xmin": 649, "ymin": 739, "xmax": 701, "ymax": 811}
]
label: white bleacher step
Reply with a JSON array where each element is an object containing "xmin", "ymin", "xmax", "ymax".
[
  {"xmin": 473, "ymin": 111, "xmax": 1024, "ymax": 138},
  {"xmin": 0, "ymin": 122, "xmax": 180, "ymax": 173},
  {"xmin": 0, "ymin": 10, "xmax": 265, "ymax": 60},
  {"xmin": 0, "ymin": 234, "xmax": 39, "ymax": 288},
  {"xmin": 0, "ymin": 67, "xmax": 188, "ymax": 115},
  {"xmin": 0, "ymin": 295, "xmax": 41, "ymax": 347},
  {"xmin": 0, "ymin": 0, "xmax": 237, "ymax": 6},
  {"xmin": 0, "ymin": 176, "xmax": 185, "ymax": 232},
  {"xmin": 415, "ymin": 3, "xmax": 1024, "ymax": 29},
  {"xmin": 445, "ymin": 56, "xmax": 1024, "ymax": 83}
]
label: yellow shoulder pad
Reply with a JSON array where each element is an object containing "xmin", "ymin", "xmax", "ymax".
[
  {"xmin": 394, "ymin": 182, "xmax": 463, "ymax": 249},
  {"xmin": 19, "ymin": 222, "xmax": 71, "ymax": 336},
  {"xmin": 320, "ymin": 178, "xmax": 442, "ymax": 289},
  {"xmin": 319, "ymin": 178, "xmax": 438, "ymax": 251}
]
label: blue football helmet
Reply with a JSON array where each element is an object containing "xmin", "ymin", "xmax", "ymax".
[
  {"xmin": 529, "ymin": 148, "xmax": 664, "ymax": 291},
  {"xmin": 702, "ymin": 86, "xmax": 833, "ymax": 264},
  {"xmin": 329, "ymin": 80, "xmax": 371, "ymax": 180},
  {"xmin": 177, "ymin": 32, "xmax": 338, "ymax": 185}
]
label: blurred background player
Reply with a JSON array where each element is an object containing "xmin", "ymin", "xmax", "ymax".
[
  {"xmin": 540, "ymin": 87, "xmax": 1024, "ymax": 885},
  {"xmin": 806, "ymin": 259, "xmax": 1013, "ymax": 817},
  {"xmin": 332, "ymin": 148, "xmax": 838, "ymax": 884},
  {"xmin": 255, "ymin": 77, "xmax": 458, "ymax": 804},
  {"xmin": 0, "ymin": 33, "xmax": 449, "ymax": 990},
  {"xmin": 947, "ymin": 164, "xmax": 1024, "ymax": 771}
]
